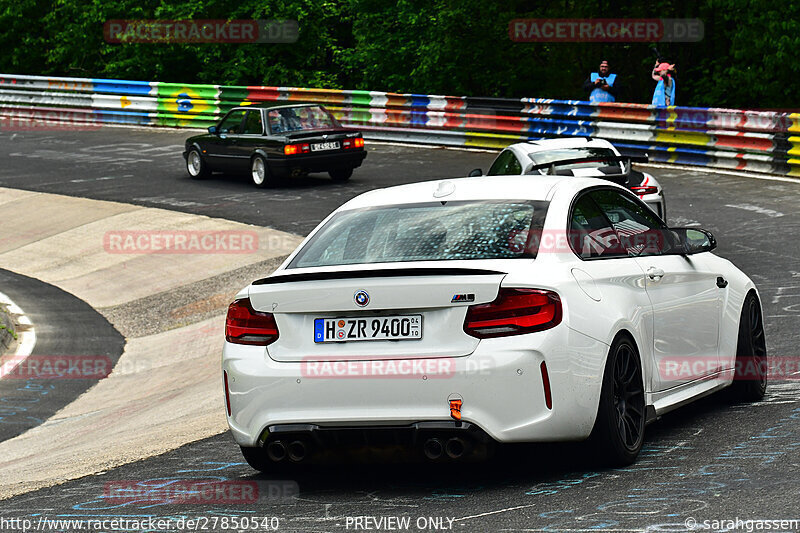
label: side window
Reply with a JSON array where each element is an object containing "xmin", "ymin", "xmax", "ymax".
[
  {"xmin": 569, "ymin": 194, "xmax": 627, "ymax": 259},
  {"xmin": 243, "ymin": 110, "xmax": 263, "ymax": 134},
  {"xmin": 267, "ymin": 110, "xmax": 281, "ymax": 133},
  {"xmin": 589, "ymin": 189, "xmax": 668, "ymax": 256},
  {"xmin": 487, "ymin": 150, "xmax": 523, "ymax": 175},
  {"xmin": 218, "ymin": 110, "xmax": 246, "ymax": 134}
]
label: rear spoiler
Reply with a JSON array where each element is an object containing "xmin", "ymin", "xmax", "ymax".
[
  {"xmin": 253, "ymin": 267, "xmax": 506, "ymax": 285},
  {"xmin": 525, "ymin": 154, "xmax": 649, "ymax": 183}
]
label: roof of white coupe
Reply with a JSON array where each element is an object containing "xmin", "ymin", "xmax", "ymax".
[{"xmin": 339, "ymin": 174, "xmax": 626, "ymax": 211}]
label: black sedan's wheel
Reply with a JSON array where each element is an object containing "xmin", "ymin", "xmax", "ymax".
[
  {"xmin": 592, "ymin": 335, "xmax": 645, "ymax": 466},
  {"xmin": 329, "ymin": 167, "xmax": 353, "ymax": 182},
  {"xmin": 251, "ymin": 155, "xmax": 272, "ymax": 188},
  {"xmin": 731, "ymin": 293, "xmax": 767, "ymax": 402},
  {"xmin": 186, "ymin": 148, "xmax": 209, "ymax": 179}
]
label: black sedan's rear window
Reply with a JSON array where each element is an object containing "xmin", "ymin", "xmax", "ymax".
[
  {"xmin": 289, "ymin": 200, "xmax": 549, "ymax": 268},
  {"xmin": 267, "ymin": 105, "xmax": 336, "ymax": 133}
]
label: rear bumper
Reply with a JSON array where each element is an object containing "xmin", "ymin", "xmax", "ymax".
[
  {"xmin": 641, "ymin": 192, "xmax": 666, "ymax": 220},
  {"xmin": 222, "ymin": 325, "xmax": 608, "ymax": 447},
  {"xmin": 268, "ymin": 150, "xmax": 367, "ymax": 175}
]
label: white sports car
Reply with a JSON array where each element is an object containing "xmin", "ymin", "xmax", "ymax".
[
  {"xmin": 473, "ymin": 138, "xmax": 667, "ymax": 220},
  {"xmin": 223, "ymin": 175, "xmax": 766, "ymax": 470}
]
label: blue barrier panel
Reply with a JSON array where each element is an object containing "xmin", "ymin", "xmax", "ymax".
[{"xmin": 91, "ymin": 78, "xmax": 153, "ymax": 96}]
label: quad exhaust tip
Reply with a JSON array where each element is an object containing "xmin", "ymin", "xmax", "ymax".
[
  {"xmin": 423, "ymin": 438, "xmax": 444, "ymax": 460},
  {"xmin": 424, "ymin": 437, "xmax": 469, "ymax": 460},
  {"xmin": 287, "ymin": 440, "xmax": 308, "ymax": 462},
  {"xmin": 266, "ymin": 440, "xmax": 287, "ymax": 462},
  {"xmin": 445, "ymin": 437, "xmax": 467, "ymax": 459}
]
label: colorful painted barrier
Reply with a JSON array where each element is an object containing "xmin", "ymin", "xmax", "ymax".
[{"xmin": 1, "ymin": 73, "xmax": 798, "ymax": 176}]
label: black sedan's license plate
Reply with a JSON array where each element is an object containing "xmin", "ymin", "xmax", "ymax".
[
  {"xmin": 314, "ymin": 315, "xmax": 422, "ymax": 343},
  {"xmin": 311, "ymin": 141, "xmax": 340, "ymax": 152}
]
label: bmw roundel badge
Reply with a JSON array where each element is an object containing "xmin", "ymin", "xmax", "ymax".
[{"xmin": 354, "ymin": 290, "xmax": 370, "ymax": 307}]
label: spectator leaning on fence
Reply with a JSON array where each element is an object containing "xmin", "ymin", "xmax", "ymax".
[
  {"xmin": 651, "ymin": 61, "xmax": 676, "ymax": 107},
  {"xmin": 582, "ymin": 60, "xmax": 620, "ymax": 104}
]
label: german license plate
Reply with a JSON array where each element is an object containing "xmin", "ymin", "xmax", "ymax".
[
  {"xmin": 314, "ymin": 315, "xmax": 422, "ymax": 343},
  {"xmin": 311, "ymin": 141, "xmax": 340, "ymax": 152}
]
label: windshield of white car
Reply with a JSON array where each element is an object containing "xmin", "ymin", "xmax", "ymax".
[
  {"xmin": 528, "ymin": 147, "xmax": 622, "ymax": 173},
  {"xmin": 288, "ymin": 200, "xmax": 549, "ymax": 268}
]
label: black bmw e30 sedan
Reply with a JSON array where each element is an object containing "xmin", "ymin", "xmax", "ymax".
[{"xmin": 183, "ymin": 103, "xmax": 367, "ymax": 187}]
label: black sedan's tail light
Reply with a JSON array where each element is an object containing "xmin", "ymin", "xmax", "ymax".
[
  {"xmin": 343, "ymin": 137, "xmax": 364, "ymax": 150},
  {"xmin": 284, "ymin": 143, "xmax": 310, "ymax": 155}
]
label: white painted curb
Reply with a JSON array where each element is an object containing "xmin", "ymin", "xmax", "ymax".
[{"xmin": 0, "ymin": 290, "xmax": 36, "ymax": 377}]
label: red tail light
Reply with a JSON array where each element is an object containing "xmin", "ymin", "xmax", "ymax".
[
  {"xmin": 284, "ymin": 144, "xmax": 309, "ymax": 155},
  {"xmin": 631, "ymin": 186, "xmax": 658, "ymax": 196},
  {"xmin": 343, "ymin": 137, "xmax": 364, "ymax": 149},
  {"xmin": 463, "ymin": 288, "xmax": 562, "ymax": 339},
  {"xmin": 225, "ymin": 298, "xmax": 279, "ymax": 345}
]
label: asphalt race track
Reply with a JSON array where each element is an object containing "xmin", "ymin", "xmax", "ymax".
[
  {"xmin": 0, "ymin": 127, "xmax": 799, "ymax": 532},
  {"xmin": 0, "ymin": 268, "xmax": 125, "ymax": 442}
]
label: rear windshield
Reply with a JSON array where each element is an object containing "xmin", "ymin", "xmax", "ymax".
[
  {"xmin": 289, "ymin": 200, "xmax": 549, "ymax": 268},
  {"xmin": 267, "ymin": 105, "xmax": 336, "ymax": 133}
]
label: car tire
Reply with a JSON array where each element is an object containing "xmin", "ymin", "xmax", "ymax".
[
  {"xmin": 329, "ymin": 168, "xmax": 353, "ymax": 182},
  {"xmin": 186, "ymin": 148, "xmax": 209, "ymax": 179},
  {"xmin": 591, "ymin": 335, "xmax": 646, "ymax": 466},
  {"xmin": 730, "ymin": 292, "xmax": 767, "ymax": 402},
  {"xmin": 251, "ymin": 155, "xmax": 273, "ymax": 188}
]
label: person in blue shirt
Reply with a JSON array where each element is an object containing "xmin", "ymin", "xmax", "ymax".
[
  {"xmin": 651, "ymin": 62, "xmax": 676, "ymax": 107},
  {"xmin": 582, "ymin": 60, "xmax": 620, "ymax": 104}
]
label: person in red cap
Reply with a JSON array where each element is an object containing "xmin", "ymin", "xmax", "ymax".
[
  {"xmin": 651, "ymin": 61, "xmax": 676, "ymax": 106},
  {"xmin": 583, "ymin": 60, "xmax": 620, "ymax": 104}
]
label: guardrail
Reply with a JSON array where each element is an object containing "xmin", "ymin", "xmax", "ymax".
[{"xmin": 2, "ymin": 73, "xmax": 799, "ymax": 176}]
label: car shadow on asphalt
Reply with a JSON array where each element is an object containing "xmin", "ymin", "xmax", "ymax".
[{"xmin": 195, "ymin": 172, "xmax": 346, "ymax": 190}]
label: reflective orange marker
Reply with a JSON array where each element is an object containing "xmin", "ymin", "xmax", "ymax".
[{"xmin": 449, "ymin": 399, "xmax": 462, "ymax": 421}]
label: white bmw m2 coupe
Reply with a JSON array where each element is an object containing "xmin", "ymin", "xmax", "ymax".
[{"xmin": 223, "ymin": 175, "xmax": 766, "ymax": 470}]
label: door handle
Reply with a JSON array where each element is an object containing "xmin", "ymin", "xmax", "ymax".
[
  {"xmin": 647, "ymin": 267, "xmax": 665, "ymax": 281},
  {"xmin": 716, "ymin": 276, "xmax": 728, "ymax": 288}
]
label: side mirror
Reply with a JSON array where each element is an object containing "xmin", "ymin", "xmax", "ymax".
[
  {"xmin": 468, "ymin": 168, "xmax": 483, "ymax": 177},
  {"xmin": 670, "ymin": 227, "xmax": 717, "ymax": 255},
  {"xmin": 208, "ymin": 125, "xmax": 218, "ymax": 134}
]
